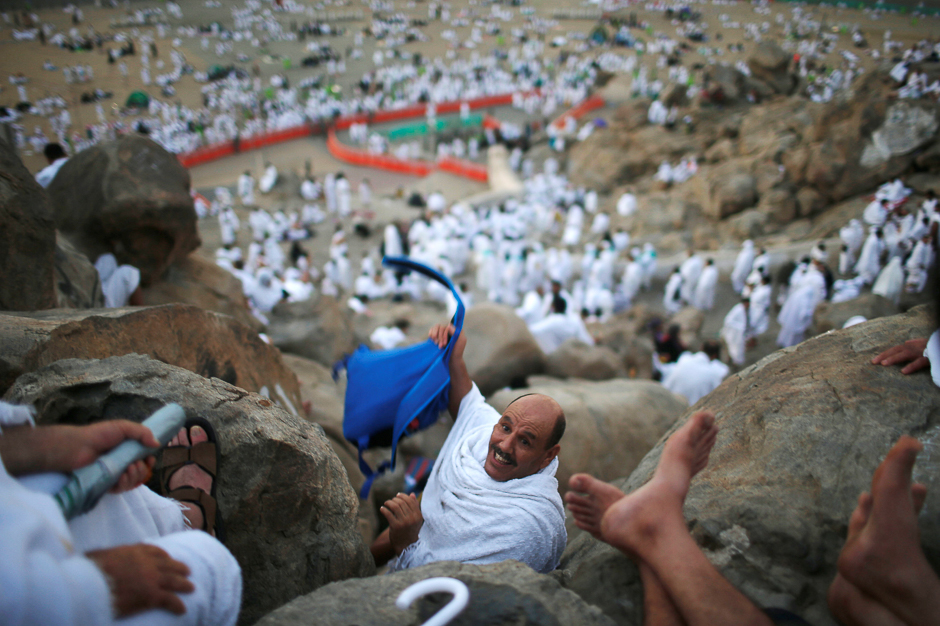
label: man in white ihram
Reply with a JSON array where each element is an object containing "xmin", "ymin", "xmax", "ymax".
[{"xmin": 370, "ymin": 324, "xmax": 567, "ymax": 574}]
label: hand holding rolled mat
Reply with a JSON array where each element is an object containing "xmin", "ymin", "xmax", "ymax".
[{"xmin": 55, "ymin": 403, "xmax": 187, "ymax": 520}]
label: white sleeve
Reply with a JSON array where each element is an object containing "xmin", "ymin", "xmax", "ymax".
[{"xmin": 0, "ymin": 468, "xmax": 113, "ymax": 626}]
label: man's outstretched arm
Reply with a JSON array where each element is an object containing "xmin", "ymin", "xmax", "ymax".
[{"xmin": 429, "ymin": 323, "xmax": 471, "ymax": 419}]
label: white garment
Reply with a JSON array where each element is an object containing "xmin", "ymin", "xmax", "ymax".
[
  {"xmin": 693, "ymin": 265, "xmax": 718, "ymax": 310},
  {"xmin": 616, "ymin": 193, "xmax": 637, "ymax": 217},
  {"xmin": 730, "ymin": 241, "xmax": 754, "ymax": 294},
  {"xmin": 663, "ymin": 271, "xmax": 683, "ymax": 314},
  {"xmin": 872, "ymin": 257, "xmax": 904, "ymax": 305},
  {"xmin": 35, "ymin": 157, "xmax": 68, "ymax": 188},
  {"xmin": 370, "ymin": 326, "xmax": 406, "ymax": 350},
  {"xmin": 0, "ymin": 406, "xmax": 242, "ymax": 626},
  {"xmin": 748, "ymin": 283, "xmax": 772, "ymax": 336},
  {"xmin": 721, "ymin": 303, "xmax": 749, "ymax": 366},
  {"xmin": 389, "ymin": 384, "xmax": 565, "ymax": 574},
  {"xmin": 679, "ymin": 254, "xmax": 703, "ymax": 304},
  {"xmin": 529, "ymin": 313, "xmax": 594, "ymax": 354},
  {"xmin": 662, "ymin": 352, "xmax": 729, "ymax": 405},
  {"xmin": 776, "ymin": 267, "xmax": 826, "ymax": 348},
  {"xmin": 94, "ymin": 254, "xmax": 140, "ymax": 308},
  {"xmin": 336, "ymin": 177, "xmax": 351, "ymax": 217}
]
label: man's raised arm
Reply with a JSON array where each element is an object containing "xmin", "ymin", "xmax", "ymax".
[{"xmin": 429, "ymin": 323, "xmax": 472, "ymax": 419}]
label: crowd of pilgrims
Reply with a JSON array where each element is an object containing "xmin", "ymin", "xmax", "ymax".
[{"xmin": 182, "ymin": 142, "xmax": 934, "ymax": 394}]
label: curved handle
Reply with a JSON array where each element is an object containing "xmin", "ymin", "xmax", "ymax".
[{"xmin": 395, "ymin": 577, "xmax": 470, "ymax": 626}]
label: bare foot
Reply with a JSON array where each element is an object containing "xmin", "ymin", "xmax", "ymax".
[
  {"xmin": 570, "ymin": 411, "xmax": 717, "ymax": 557},
  {"xmin": 566, "ymin": 474, "xmax": 626, "ymax": 540},
  {"xmin": 167, "ymin": 425, "xmax": 213, "ymax": 535},
  {"xmin": 836, "ymin": 436, "xmax": 939, "ymax": 625}
]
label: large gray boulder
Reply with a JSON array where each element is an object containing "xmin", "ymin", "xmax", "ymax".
[
  {"xmin": 490, "ymin": 377, "xmax": 686, "ymax": 504},
  {"xmin": 462, "ymin": 303, "xmax": 547, "ymax": 396},
  {"xmin": 0, "ymin": 304, "xmax": 302, "ymax": 414},
  {"xmin": 141, "ymin": 254, "xmax": 261, "ymax": 332},
  {"xmin": 266, "ymin": 294, "xmax": 358, "ymax": 368},
  {"xmin": 0, "ymin": 136, "xmax": 56, "ymax": 311},
  {"xmin": 46, "ymin": 135, "xmax": 200, "ymax": 285},
  {"xmin": 4, "ymin": 354, "xmax": 375, "ymax": 625},
  {"xmin": 561, "ymin": 305, "xmax": 940, "ymax": 626},
  {"xmin": 747, "ymin": 41, "xmax": 795, "ymax": 95},
  {"xmin": 546, "ymin": 340, "xmax": 627, "ymax": 381},
  {"xmin": 256, "ymin": 560, "xmax": 616, "ymax": 626}
]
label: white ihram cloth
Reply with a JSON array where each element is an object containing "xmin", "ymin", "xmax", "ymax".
[
  {"xmin": 94, "ymin": 254, "xmax": 141, "ymax": 308},
  {"xmin": 662, "ymin": 352, "xmax": 729, "ymax": 406},
  {"xmin": 0, "ymin": 402, "xmax": 241, "ymax": 626},
  {"xmin": 389, "ymin": 384, "xmax": 566, "ymax": 574}
]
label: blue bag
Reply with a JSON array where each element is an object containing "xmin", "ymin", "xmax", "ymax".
[{"xmin": 335, "ymin": 256, "xmax": 465, "ymax": 498}]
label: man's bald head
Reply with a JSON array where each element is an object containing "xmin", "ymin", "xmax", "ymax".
[{"xmin": 506, "ymin": 393, "xmax": 566, "ymax": 449}]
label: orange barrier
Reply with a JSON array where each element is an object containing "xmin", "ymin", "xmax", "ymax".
[
  {"xmin": 327, "ymin": 129, "xmax": 433, "ymax": 177},
  {"xmin": 176, "ymin": 91, "xmax": 539, "ymax": 169},
  {"xmin": 551, "ymin": 95, "xmax": 606, "ymax": 129},
  {"xmin": 436, "ymin": 157, "xmax": 489, "ymax": 183}
]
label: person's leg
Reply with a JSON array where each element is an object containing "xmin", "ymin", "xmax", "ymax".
[
  {"xmin": 566, "ymin": 474, "xmax": 685, "ymax": 625},
  {"xmin": 567, "ymin": 412, "xmax": 772, "ymax": 626},
  {"xmin": 835, "ymin": 436, "xmax": 939, "ymax": 625}
]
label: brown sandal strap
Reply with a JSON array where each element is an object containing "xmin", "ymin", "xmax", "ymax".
[
  {"xmin": 162, "ymin": 442, "xmax": 218, "ymax": 478},
  {"xmin": 168, "ymin": 487, "xmax": 217, "ymax": 534}
]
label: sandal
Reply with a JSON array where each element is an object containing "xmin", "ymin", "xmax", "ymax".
[{"xmin": 158, "ymin": 417, "xmax": 226, "ymax": 541}]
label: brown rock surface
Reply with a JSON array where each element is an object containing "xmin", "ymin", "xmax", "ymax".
[
  {"xmin": 140, "ymin": 254, "xmax": 261, "ymax": 332},
  {"xmin": 0, "ymin": 303, "xmax": 302, "ymax": 414},
  {"xmin": 0, "ymin": 136, "xmax": 56, "ymax": 312},
  {"xmin": 4, "ymin": 354, "xmax": 373, "ymax": 625},
  {"xmin": 462, "ymin": 302, "xmax": 547, "ymax": 396},
  {"xmin": 46, "ymin": 135, "xmax": 200, "ymax": 285},
  {"xmin": 266, "ymin": 294, "xmax": 358, "ymax": 368},
  {"xmin": 54, "ymin": 233, "xmax": 105, "ymax": 309}
]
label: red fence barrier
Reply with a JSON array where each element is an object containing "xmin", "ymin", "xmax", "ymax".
[
  {"xmin": 327, "ymin": 129, "xmax": 433, "ymax": 177},
  {"xmin": 327, "ymin": 130, "xmax": 489, "ymax": 183},
  {"xmin": 176, "ymin": 91, "xmax": 536, "ymax": 170},
  {"xmin": 550, "ymin": 95, "xmax": 606, "ymax": 130},
  {"xmin": 436, "ymin": 157, "xmax": 489, "ymax": 182}
]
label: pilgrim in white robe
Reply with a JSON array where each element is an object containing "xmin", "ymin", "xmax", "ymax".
[
  {"xmin": 662, "ymin": 352, "xmax": 730, "ymax": 405},
  {"xmin": 776, "ymin": 267, "xmax": 826, "ymax": 348},
  {"xmin": 388, "ymin": 384, "xmax": 565, "ymax": 574},
  {"xmin": 663, "ymin": 269, "xmax": 683, "ymax": 314},
  {"xmin": 693, "ymin": 263, "xmax": 718, "ymax": 310},
  {"xmin": 529, "ymin": 313, "xmax": 594, "ymax": 354},
  {"xmin": 731, "ymin": 241, "xmax": 754, "ymax": 294},
  {"xmin": 679, "ymin": 253, "xmax": 703, "ymax": 305},
  {"xmin": 721, "ymin": 302, "xmax": 749, "ymax": 366}
]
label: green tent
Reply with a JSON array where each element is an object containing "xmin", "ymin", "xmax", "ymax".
[{"xmin": 125, "ymin": 90, "xmax": 150, "ymax": 108}]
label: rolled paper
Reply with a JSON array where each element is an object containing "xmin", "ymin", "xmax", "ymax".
[{"xmin": 55, "ymin": 403, "xmax": 187, "ymax": 520}]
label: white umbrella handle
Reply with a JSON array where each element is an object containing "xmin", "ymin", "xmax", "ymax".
[{"xmin": 395, "ymin": 577, "xmax": 470, "ymax": 626}]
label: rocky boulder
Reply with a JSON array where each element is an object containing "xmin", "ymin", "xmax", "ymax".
[
  {"xmin": 255, "ymin": 560, "xmax": 615, "ymax": 626},
  {"xmin": 747, "ymin": 41, "xmax": 795, "ymax": 95},
  {"xmin": 813, "ymin": 293, "xmax": 900, "ymax": 334},
  {"xmin": 667, "ymin": 306, "xmax": 705, "ymax": 349},
  {"xmin": 561, "ymin": 305, "xmax": 940, "ymax": 626},
  {"xmin": 266, "ymin": 294, "xmax": 358, "ymax": 368},
  {"xmin": 4, "ymin": 354, "xmax": 374, "ymax": 625},
  {"xmin": 140, "ymin": 254, "xmax": 261, "ymax": 332},
  {"xmin": 54, "ymin": 232, "xmax": 105, "ymax": 309},
  {"xmin": 490, "ymin": 376, "xmax": 687, "ymax": 504},
  {"xmin": 695, "ymin": 159, "xmax": 758, "ymax": 219},
  {"xmin": 462, "ymin": 303, "xmax": 547, "ymax": 396},
  {"xmin": 46, "ymin": 135, "xmax": 200, "ymax": 285},
  {"xmin": 0, "ymin": 136, "xmax": 56, "ymax": 311},
  {"xmin": 546, "ymin": 340, "xmax": 627, "ymax": 380},
  {"xmin": 282, "ymin": 353, "xmax": 379, "ymax": 545},
  {"xmin": 0, "ymin": 304, "xmax": 302, "ymax": 414}
]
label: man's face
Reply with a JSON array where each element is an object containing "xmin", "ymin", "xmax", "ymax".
[{"xmin": 484, "ymin": 395, "xmax": 560, "ymax": 482}]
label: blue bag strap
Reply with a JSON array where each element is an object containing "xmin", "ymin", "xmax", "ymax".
[{"xmin": 382, "ymin": 256, "xmax": 465, "ymax": 350}]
